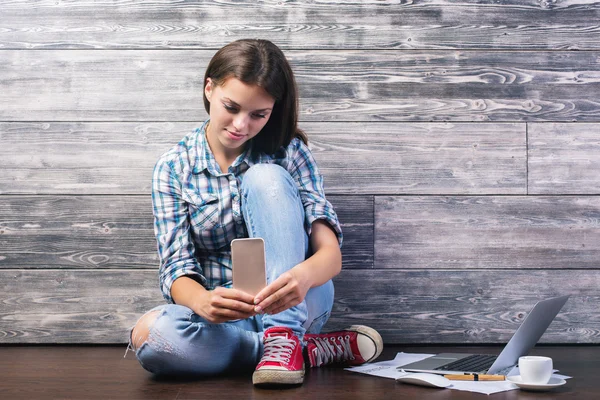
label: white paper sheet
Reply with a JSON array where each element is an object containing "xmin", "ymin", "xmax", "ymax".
[
  {"xmin": 345, "ymin": 352, "xmax": 571, "ymax": 395},
  {"xmin": 345, "ymin": 352, "xmax": 432, "ymax": 380}
]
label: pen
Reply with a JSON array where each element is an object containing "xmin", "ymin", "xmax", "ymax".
[{"xmin": 443, "ymin": 373, "xmax": 505, "ymax": 381}]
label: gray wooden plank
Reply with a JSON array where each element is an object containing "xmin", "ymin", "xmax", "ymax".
[
  {"xmin": 326, "ymin": 269, "xmax": 600, "ymax": 344},
  {"xmin": 329, "ymin": 196, "xmax": 373, "ymax": 269},
  {"xmin": 375, "ymin": 196, "xmax": 600, "ymax": 270},
  {"xmin": 0, "ymin": 269, "xmax": 165, "ymax": 343},
  {"xmin": 1, "ymin": 0, "xmax": 600, "ymax": 50},
  {"xmin": 0, "ymin": 269, "xmax": 596, "ymax": 343},
  {"xmin": 310, "ymin": 122, "xmax": 525, "ymax": 194},
  {"xmin": 0, "ymin": 122, "xmax": 526, "ymax": 195},
  {"xmin": 0, "ymin": 195, "xmax": 371, "ymax": 270},
  {"xmin": 0, "ymin": 50, "xmax": 207, "ymax": 122},
  {"xmin": 2, "ymin": 50, "xmax": 600, "ymax": 122},
  {"xmin": 529, "ymin": 123, "xmax": 600, "ymax": 194},
  {"xmin": 0, "ymin": 122, "xmax": 197, "ymax": 195}
]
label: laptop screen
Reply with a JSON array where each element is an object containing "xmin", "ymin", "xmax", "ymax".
[{"xmin": 488, "ymin": 295, "xmax": 569, "ymax": 374}]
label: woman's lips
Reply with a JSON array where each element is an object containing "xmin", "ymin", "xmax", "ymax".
[{"xmin": 226, "ymin": 130, "xmax": 246, "ymax": 140}]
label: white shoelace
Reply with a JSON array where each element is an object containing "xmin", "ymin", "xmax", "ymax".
[
  {"xmin": 261, "ymin": 335, "xmax": 296, "ymax": 363},
  {"xmin": 308, "ymin": 335, "xmax": 355, "ymax": 366}
]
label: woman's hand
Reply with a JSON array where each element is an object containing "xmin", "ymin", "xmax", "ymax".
[
  {"xmin": 253, "ymin": 267, "xmax": 311, "ymax": 315},
  {"xmin": 194, "ymin": 286, "xmax": 257, "ymax": 323},
  {"xmin": 252, "ymin": 221, "xmax": 341, "ymax": 315}
]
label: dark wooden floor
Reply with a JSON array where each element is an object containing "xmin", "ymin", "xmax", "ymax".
[{"xmin": 1, "ymin": 344, "xmax": 598, "ymax": 399}]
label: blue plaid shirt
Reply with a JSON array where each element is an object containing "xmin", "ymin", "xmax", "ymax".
[{"xmin": 152, "ymin": 120, "xmax": 343, "ymax": 303}]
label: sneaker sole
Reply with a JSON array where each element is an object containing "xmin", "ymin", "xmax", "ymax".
[
  {"xmin": 252, "ymin": 367, "xmax": 305, "ymax": 386},
  {"xmin": 347, "ymin": 325, "xmax": 384, "ymax": 363}
]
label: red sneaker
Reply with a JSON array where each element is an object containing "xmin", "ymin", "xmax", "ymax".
[
  {"xmin": 252, "ymin": 327, "xmax": 305, "ymax": 386},
  {"xmin": 305, "ymin": 325, "xmax": 383, "ymax": 368}
]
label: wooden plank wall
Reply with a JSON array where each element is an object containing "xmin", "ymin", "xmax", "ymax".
[{"xmin": 1, "ymin": 1, "xmax": 599, "ymax": 344}]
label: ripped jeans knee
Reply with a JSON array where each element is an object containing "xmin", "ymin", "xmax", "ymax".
[
  {"xmin": 124, "ymin": 304, "xmax": 265, "ymax": 376},
  {"xmin": 131, "ymin": 310, "xmax": 161, "ymax": 350},
  {"xmin": 124, "ymin": 306, "xmax": 167, "ymax": 359}
]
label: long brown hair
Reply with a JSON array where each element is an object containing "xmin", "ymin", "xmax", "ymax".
[{"xmin": 203, "ymin": 39, "xmax": 307, "ymax": 154}]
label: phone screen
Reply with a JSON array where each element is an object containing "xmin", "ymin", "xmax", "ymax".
[{"xmin": 231, "ymin": 238, "xmax": 267, "ymax": 296}]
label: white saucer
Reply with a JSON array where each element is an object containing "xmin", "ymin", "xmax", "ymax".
[{"xmin": 506, "ymin": 375, "xmax": 567, "ymax": 391}]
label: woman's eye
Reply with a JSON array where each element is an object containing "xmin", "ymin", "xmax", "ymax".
[{"xmin": 223, "ymin": 103, "xmax": 266, "ymax": 119}]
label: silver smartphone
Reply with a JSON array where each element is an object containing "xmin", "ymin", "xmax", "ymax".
[{"xmin": 231, "ymin": 238, "xmax": 267, "ymax": 296}]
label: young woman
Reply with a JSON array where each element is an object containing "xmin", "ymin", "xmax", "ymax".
[{"xmin": 127, "ymin": 39, "xmax": 383, "ymax": 386}]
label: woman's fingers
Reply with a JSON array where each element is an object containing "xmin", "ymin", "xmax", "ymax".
[
  {"xmin": 211, "ymin": 288, "xmax": 256, "ymax": 312},
  {"xmin": 254, "ymin": 273, "xmax": 296, "ymax": 310},
  {"xmin": 261, "ymin": 290, "xmax": 293, "ymax": 313},
  {"xmin": 263, "ymin": 293, "xmax": 300, "ymax": 315},
  {"xmin": 254, "ymin": 275, "xmax": 289, "ymax": 306},
  {"xmin": 204, "ymin": 300, "xmax": 256, "ymax": 323},
  {"xmin": 213, "ymin": 297, "xmax": 256, "ymax": 313},
  {"xmin": 214, "ymin": 286, "xmax": 255, "ymax": 304},
  {"xmin": 200, "ymin": 287, "xmax": 258, "ymax": 323}
]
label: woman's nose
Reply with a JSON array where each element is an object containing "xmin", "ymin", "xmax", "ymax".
[{"xmin": 232, "ymin": 114, "xmax": 249, "ymax": 132}]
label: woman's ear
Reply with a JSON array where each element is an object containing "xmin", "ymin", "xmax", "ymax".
[{"xmin": 205, "ymin": 78, "xmax": 213, "ymax": 102}]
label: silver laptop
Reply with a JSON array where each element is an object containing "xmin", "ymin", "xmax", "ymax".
[{"xmin": 399, "ymin": 295, "xmax": 570, "ymax": 375}]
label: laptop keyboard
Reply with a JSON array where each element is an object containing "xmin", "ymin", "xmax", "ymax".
[{"xmin": 434, "ymin": 354, "xmax": 498, "ymax": 373}]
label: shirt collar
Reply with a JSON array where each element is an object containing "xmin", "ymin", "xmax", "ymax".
[
  {"xmin": 192, "ymin": 119, "xmax": 258, "ymax": 175},
  {"xmin": 190, "ymin": 120, "xmax": 212, "ymax": 174}
]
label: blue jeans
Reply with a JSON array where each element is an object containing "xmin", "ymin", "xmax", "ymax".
[{"xmin": 128, "ymin": 164, "xmax": 335, "ymax": 375}]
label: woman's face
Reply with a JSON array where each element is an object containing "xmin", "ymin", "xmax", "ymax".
[{"xmin": 204, "ymin": 76, "xmax": 275, "ymax": 159}]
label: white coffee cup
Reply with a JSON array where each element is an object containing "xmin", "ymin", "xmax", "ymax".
[{"xmin": 519, "ymin": 356, "xmax": 553, "ymax": 384}]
